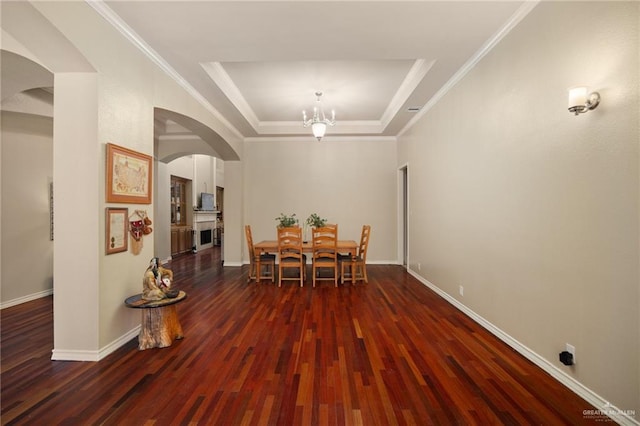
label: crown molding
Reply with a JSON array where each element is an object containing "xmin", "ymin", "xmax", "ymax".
[
  {"xmin": 201, "ymin": 61, "xmax": 260, "ymax": 129},
  {"xmin": 398, "ymin": 0, "xmax": 540, "ymax": 137},
  {"xmin": 86, "ymin": 0, "xmax": 243, "ymax": 140},
  {"xmin": 256, "ymin": 120, "xmax": 384, "ymax": 135},
  {"xmin": 244, "ymin": 135, "xmax": 397, "ymax": 143},
  {"xmin": 380, "ymin": 59, "xmax": 434, "ymax": 129}
]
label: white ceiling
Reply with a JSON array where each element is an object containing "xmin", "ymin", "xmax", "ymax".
[{"xmin": 98, "ymin": 1, "xmax": 531, "ymax": 141}]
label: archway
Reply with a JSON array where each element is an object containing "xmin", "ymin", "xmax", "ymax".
[
  {"xmin": 1, "ymin": 50, "xmax": 54, "ymax": 308},
  {"xmin": 153, "ymin": 108, "xmax": 238, "ymax": 263}
]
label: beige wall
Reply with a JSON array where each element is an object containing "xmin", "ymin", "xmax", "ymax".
[
  {"xmin": 168, "ymin": 156, "xmax": 195, "ymax": 181},
  {"xmin": 398, "ymin": 1, "xmax": 639, "ymax": 416},
  {"xmin": 154, "ymin": 159, "xmax": 172, "ymax": 263},
  {"xmin": 244, "ymin": 139, "xmax": 397, "ymax": 263},
  {"xmin": 194, "ymin": 154, "xmax": 215, "ymax": 200},
  {"xmin": 1, "ymin": 1, "xmax": 243, "ymax": 358},
  {"xmin": 53, "ymin": 72, "xmax": 101, "ymax": 356}
]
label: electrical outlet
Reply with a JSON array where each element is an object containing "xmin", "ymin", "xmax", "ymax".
[
  {"xmin": 459, "ymin": 285, "xmax": 464, "ymax": 296},
  {"xmin": 566, "ymin": 343, "xmax": 576, "ymax": 363},
  {"xmin": 417, "ymin": 263, "xmax": 421, "ymax": 271}
]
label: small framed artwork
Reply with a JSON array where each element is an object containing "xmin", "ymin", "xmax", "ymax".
[
  {"xmin": 106, "ymin": 143, "xmax": 152, "ymax": 204},
  {"xmin": 106, "ymin": 207, "xmax": 128, "ymax": 254}
]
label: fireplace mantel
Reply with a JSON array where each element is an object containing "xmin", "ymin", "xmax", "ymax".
[
  {"xmin": 194, "ymin": 211, "xmax": 219, "ymax": 222},
  {"xmin": 193, "ymin": 211, "xmax": 220, "ymax": 251}
]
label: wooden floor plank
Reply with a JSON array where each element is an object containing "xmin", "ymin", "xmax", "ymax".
[{"xmin": 1, "ymin": 248, "xmax": 602, "ymax": 425}]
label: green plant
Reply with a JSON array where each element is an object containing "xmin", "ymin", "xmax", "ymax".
[
  {"xmin": 275, "ymin": 213, "xmax": 298, "ymax": 227},
  {"xmin": 306, "ymin": 213, "xmax": 327, "ymax": 228}
]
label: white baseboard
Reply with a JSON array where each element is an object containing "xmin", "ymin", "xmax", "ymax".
[
  {"xmin": 407, "ymin": 269, "xmax": 638, "ymax": 426},
  {"xmin": 51, "ymin": 325, "xmax": 140, "ymax": 362},
  {"xmin": 98, "ymin": 326, "xmax": 140, "ymax": 360},
  {"xmin": 1, "ymin": 288, "xmax": 53, "ymax": 310},
  {"xmin": 223, "ymin": 261, "xmax": 243, "ymax": 267},
  {"xmin": 51, "ymin": 349, "xmax": 100, "ymax": 361}
]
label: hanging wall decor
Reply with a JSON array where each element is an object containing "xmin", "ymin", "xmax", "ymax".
[
  {"xmin": 129, "ymin": 210, "xmax": 153, "ymax": 255},
  {"xmin": 106, "ymin": 143, "xmax": 152, "ymax": 204}
]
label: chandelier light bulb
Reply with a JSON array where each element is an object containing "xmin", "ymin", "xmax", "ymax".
[{"xmin": 302, "ymin": 91, "xmax": 336, "ymax": 141}]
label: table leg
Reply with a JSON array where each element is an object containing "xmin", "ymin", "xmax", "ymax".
[{"xmin": 351, "ymin": 248, "xmax": 356, "ymax": 284}]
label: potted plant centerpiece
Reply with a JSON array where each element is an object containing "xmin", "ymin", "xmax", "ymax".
[
  {"xmin": 275, "ymin": 213, "xmax": 298, "ymax": 228},
  {"xmin": 305, "ymin": 213, "xmax": 327, "ymax": 242},
  {"xmin": 306, "ymin": 213, "xmax": 327, "ymax": 229}
]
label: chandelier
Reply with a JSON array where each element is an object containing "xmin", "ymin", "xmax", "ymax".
[{"xmin": 302, "ymin": 91, "xmax": 335, "ymax": 141}]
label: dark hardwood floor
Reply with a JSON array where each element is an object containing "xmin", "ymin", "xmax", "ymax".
[{"xmin": 2, "ymin": 248, "xmax": 599, "ymax": 425}]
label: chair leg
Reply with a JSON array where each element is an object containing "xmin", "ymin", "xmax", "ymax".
[
  {"xmin": 261, "ymin": 261, "xmax": 275, "ymax": 284},
  {"xmin": 247, "ymin": 262, "xmax": 254, "ymax": 283}
]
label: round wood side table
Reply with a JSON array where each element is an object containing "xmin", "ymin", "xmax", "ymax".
[{"xmin": 125, "ymin": 291, "xmax": 187, "ymax": 350}]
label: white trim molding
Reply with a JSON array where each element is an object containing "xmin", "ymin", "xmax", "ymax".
[
  {"xmin": 380, "ymin": 59, "xmax": 435, "ymax": 129},
  {"xmin": 1, "ymin": 289, "xmax": 53, "ymax": 310},
  {"xmin": 98, "ymin": 326, "xmax": 140, "ymax": 360},
  {"xmin": 50, "ymin": 326, "xmax": 140, "ymax": 362},
  {"xmin": 87, "ymin": 0, "xmax": 243, "ymax": 140},
  {"xmin": 51, "ymin": 349, "xmax": 99, "ymax": 362},
  {"xmin": 398, "ymin": 1, "xmax": 540, "ymax": 137}
]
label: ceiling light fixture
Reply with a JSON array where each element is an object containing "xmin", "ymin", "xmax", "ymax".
[{"xmin": 302, "ymin": 91, "xmax": 335, "ymax": 141}]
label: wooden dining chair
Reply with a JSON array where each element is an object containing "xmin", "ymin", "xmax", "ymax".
[
  {"xmin": 341, "ymin": 225, "xmax": 371, "ymax": 284},
  {"xmin": 245, "ymin": 225, "xmax": 275, "ymax": 284},
  {"xmin": 312, "ymin": 225, "xmax": 338, "ymax": 287},
  {"xmin": 277, "ymin": 226, "xmax": 305, "ymax": 287}
]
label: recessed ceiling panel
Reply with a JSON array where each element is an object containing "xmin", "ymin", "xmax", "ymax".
[
  {"xmin": 101, "ymin": 0, "xmax": 530, "ymax": 140},
  {"xmin": 220, "ymin": 60, "xmax": 415, "ymax": 122}
]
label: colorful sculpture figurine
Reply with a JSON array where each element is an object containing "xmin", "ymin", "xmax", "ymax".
[{"xmin": 142, "ymin": 257, "xmax": 175, "ymax": 301}]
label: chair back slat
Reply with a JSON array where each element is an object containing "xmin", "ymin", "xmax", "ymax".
[
  {"xmin": 245, "ymin": 225, "xmax": 255, "ymax": 261},
  {"xmin": 312, "ymin": 225, "xmax": 338, "ymax": 286},
  {"xmin": 277, "ymin": 226, "xmax": 304, "ymax": 287},
  {"xmin": 358, "ymin": 225, "xmax": 371, "ymax": 261},
  {"xmin": 246, "ymin": 225, "xmax": 275, "ymax": 283},
  {"xmin": 278, "ymin": 226, "xmax": 303, "ymax": 261},
  {"xmin": 312, "ymin": 225, "xmax": 338, "ymax": 262}
]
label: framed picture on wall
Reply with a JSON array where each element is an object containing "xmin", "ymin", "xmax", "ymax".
[
  {"xmin": 106, "ymin": 143, "xmax": 152, "ymax": 204},
  {"xmin": 106, "ymin": 207, "xmax": 128, "ymax": 254}
]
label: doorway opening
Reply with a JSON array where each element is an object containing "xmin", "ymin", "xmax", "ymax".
[{"xmin": 398, "ymin": 164, "xmax": 409, "ymax": 268}]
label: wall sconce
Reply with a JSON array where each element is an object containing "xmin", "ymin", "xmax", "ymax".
[{"xmin": 568, "ymin": 86, "xmax": 600, "ymax": 115}]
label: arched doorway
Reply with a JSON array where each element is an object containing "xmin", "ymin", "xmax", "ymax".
[
  {"xmin": 153, "ymin": 108, "xmax": 239, "ymax": 264},
  {"xmin": 1, "ymin": 51, "xmax": 55, "ymax": 308}
]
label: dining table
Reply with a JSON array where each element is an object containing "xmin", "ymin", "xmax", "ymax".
[
  {"xmin": 253, "ymin": 239, "xmax": 358, "ymax": 283},
  {"xmin": 254, "ymin": 239, "xmax": 358, "ymax": 256}
]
